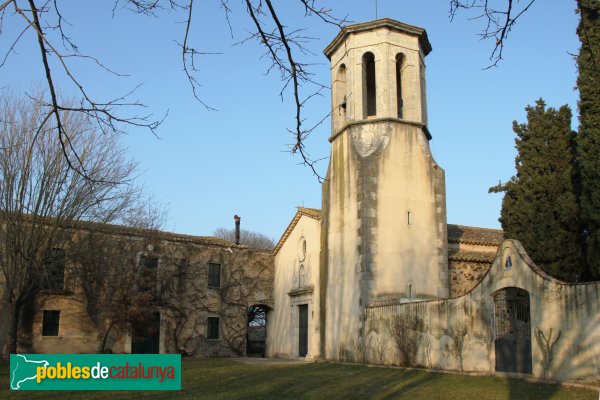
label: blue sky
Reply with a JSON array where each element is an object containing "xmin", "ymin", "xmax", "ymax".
[{"xmin": 1, "ymin": 1, "xmax": 580, "ymax": 241}]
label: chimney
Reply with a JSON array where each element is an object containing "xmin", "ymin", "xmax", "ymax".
[{"xmin": 234, "ymin": 215, "xmax": 241, "ymax": 245}]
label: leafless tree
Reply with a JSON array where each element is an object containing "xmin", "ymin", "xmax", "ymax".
[
  {"xmin": 390, "ymin": 314, "xmax": 423, "ymax": 367},
  {"xmin": 68, "ymin": 220, "xmax": 165, "ymax": 353},
  {"xmin": 449, "ymin": 0, "xmax": 538, "ymax": 67},
  {"xmin": 1, "ymin": 1, "xmax": 348, "ymax": 181},
  {"xmin": 213, "ymin": 227, "xmax": 275, "ymax": 250},
  {"xmin": 446, "ymin": 323, "xmax": 468, "ymax": 371},
  {"xmin": 369, "ymin": 335, "xmax": 388, "ymax": 365},
  {"xmin": 0, "ymin": 90, "xmax": 140, "ymax": 355},
  {"xmin": 159, "ymin": 245, "xmax": 272, "ymax": 357}
]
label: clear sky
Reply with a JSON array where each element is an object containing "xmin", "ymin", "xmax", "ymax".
[{"xmin": 1, "ymin": 1, "xmax": 580, "ymax": 241}]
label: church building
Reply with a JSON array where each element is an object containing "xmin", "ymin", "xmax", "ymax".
[
  {"xmin": 266, "ymin": 19, "xmax": 600, "ymax": 383},
  {"xmin": 4, "ymin": 17, "xmax": 597, "ymax": 385}
]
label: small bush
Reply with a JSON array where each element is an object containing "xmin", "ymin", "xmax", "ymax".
[{"xmin": 390, "ymin": 314, "xmax": 423, "ymax": 367}]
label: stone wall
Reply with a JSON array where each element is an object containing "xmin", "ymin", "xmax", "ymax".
[
  {"xmin": 364, "ymin": 240, "xmax": 600, "ymax": 383},
  {"xmin": 447, "ymin": 227, "xmax": 502, "ymax": 297},
  {"xmin": 449, "ymin": 260, "xmax": 491, "ymax": 296},
  {"xmin": 12, "ymin": 222, "xmax": 273, "ymax": 356}
]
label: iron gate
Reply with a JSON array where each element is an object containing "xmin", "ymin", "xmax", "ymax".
[{"xmin": 494, "ymin": 287, "xmax": 532, "ymax": 373}]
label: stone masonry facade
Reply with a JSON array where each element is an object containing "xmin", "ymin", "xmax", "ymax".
[{"xmin": 3, "ymin": 221, "xmax": 273, "ymax": 357}]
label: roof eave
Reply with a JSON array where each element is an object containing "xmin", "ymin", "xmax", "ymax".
[{"xmin": 324, "ymin": 18, "xmax": 432, "ymax": 60}]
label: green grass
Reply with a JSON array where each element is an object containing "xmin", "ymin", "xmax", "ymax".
[{"xmin": 1, "ymin": 358, "xmax": 598, "ymax": 399}]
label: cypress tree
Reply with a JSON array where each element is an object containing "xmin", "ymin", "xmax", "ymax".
[
  {"xmin": 576, "ymin": 0, "xmax": 600, "ymax": 279},
  {"xmin": 491, "ymin": 100, "xmax": 581, "ymax": 282}
]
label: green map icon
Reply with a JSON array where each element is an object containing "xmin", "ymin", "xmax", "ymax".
[
  {"xmin": 9, "ymin": 353, "xmax": 181, "ymax": 390},
  {"xmin": 10, "ymin": 354, "xmax": 49, "ymax": 390}
]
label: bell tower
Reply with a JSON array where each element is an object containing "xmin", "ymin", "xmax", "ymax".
[
  {"xmin": 320, "ymin": 19, "xmax": 448, "ymax": 359},
  {"xmin": 327, "ymin": 19, "xmax": 431, "ymax": 136}
]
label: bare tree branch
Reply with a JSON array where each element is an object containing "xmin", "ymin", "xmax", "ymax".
[
  {"xmin": 180, "ymin": 0, "xmax": 217, "ymax": 111},
  {"xmin": 241, "ymin": 0, "xmax": 347, "ymax": 181},
  {"xmin": 5, "ymin": 0, "xmax": 164, "ymax": 182},
  {"xmin": 0, "ymin": 90, "xmax": 144, "ymax": 355},
  {"xmin": 2, "ymin": 0, "xmax": 349, "ymax": 182},
  {"xmin": 450, "ymin": 0, "xmax": 537, "ymax": 68},
  {"xmin": 0, "ymin": 25, "xmax": 29, "ymax": 69}
]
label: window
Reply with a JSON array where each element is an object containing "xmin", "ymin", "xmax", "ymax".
[
  {"xmin": 396, "ymin": 53, "xmax": 404, "ymax": 118},
  {"xmin": 362, "ymin": 52, "xmax": 377, "ymax": 117},
  {"xmin": 208, "ymin": 263, "xmax": 221, "ymax": 288},
  {"xmin": 407, "ymin": 280, "xmax": 415, "ymax": 300},
  {"xmin": 42, "ymin": 310, "xmax": 60, "ymax": 336},
  {"xmin": 335, "ymin": 64, "xmax": 347, "ymax": 113},
  {"xmin": 139, "ymin": 255, "xmax": 158, "ymax": 277},
  {"xmin": 207, "ymin": 317, "xmax": 220, "ymax": 339},
  {"xmin": 420, "ymin": 60, "xmax": 427, "ymax": 123},
  {"xmin": 177, "ymin": 260, "xmax": 188, "ymax": 292},
  {"xmin": 139, "ymin": 255, "xmax": 158, "ymax": 272},
  {"xmin": 139, "ymin": 255, "xmax": 158, "ymax": 299},
  {"xmin": 43, "ymin": 248, "xmax": 65, "ymax": 291}
]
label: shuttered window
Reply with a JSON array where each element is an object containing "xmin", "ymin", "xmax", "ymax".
[
  {"xmin": 208, "ymin": 263, "xmax": 221, "ymax": 288},
  {"xmin": 42, "ymin": 310, "xmax": 60, "ymax": 336},
  {"xmin": 207, "ymin": 317, "xmax": 220, "ymax": 339},
  {"xmin": 44, "ymin": 249, "xmax": 65, "ymax": 291}
]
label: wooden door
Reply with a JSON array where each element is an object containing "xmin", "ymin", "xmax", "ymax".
[{"xmin": 298, "ymin": 305, "xmax": 308, "ymax": 357}]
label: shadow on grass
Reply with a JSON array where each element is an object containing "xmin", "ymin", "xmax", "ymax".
[{"xmin": 1, "ymin": 358, "xmax": 597, "ymax": 399}]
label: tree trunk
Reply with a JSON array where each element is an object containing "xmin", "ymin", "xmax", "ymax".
[
  {"xmin": 100, "ymin": 321, "xmax": 114, "ymax": 353},
  {"xmin": 0, "ymin": 301, "xmax": 10, "ymax": 357},
  {"xmin": 5, "ymin": 301, "xmax": 21, "ymax": 355}
]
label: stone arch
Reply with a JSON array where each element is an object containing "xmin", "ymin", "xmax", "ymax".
[
  {"xmin": 362, "ymin": 51, "xmax": 377, "ymax": 118},
  {"xmin": 395, "ymin": 53, "xmax": 405, "ymax": 118},
  {"xmin": 334, "ymin": 63, "xmax": 347, "ymax": 114},
  {"xmin": 247, "ymin": 304, "xmax": 270, "ymax": 356}
]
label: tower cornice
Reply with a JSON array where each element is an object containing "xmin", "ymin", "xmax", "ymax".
[
  {"xmin": 324, "ymin": 18, "xmax": 432, "ymax": 59},
  {"xmin": 328, "ymin": 117, "xmax": 432, "ymax": 143}
]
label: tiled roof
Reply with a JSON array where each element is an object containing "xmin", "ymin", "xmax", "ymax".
[
  {"xmin": 272, "ymin": 211, "xmax": 502, "ymax": 255},
  {"xmin": 448, "ymin": 250, "xmax": 497, "ymax": 263},
  {"xmin": 447, "ymin": 224, "xmax": 503, "ymax": 246},
  {"xmin": 273, "ymin": 207, "xmax": 321, "ymax": 255},
  {"xmin": 65, "ymin": 220, "xmax": 246, "ymax": 249},
  {"xmin": 0, "ymin": 212, "xmax": 245, "ymax": 248},
  {"xmin": 297, "ymin": 207, "xmax": 321, "ymax": 219}
]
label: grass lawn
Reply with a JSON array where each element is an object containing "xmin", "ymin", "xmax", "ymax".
[{"xmin": 1, "ymin": 358, "xmax": 598, "ymax": 399}]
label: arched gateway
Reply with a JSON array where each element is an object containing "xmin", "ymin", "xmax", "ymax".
[
  {"xmin": 247, "ymin": 304, "xmax": 268, "ymax": 356},
  {"xmin": 494, "ymin": 287, "xmax": 532, "ymax": 374}
]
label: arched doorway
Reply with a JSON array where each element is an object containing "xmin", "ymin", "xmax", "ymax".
[
  {"xmin": 494, "ymin": 287, "xmax": 532, "ymax": 373},
  {"xmin": 247, "ymin": 305, "xmax": 268, "ymax": 357}
]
